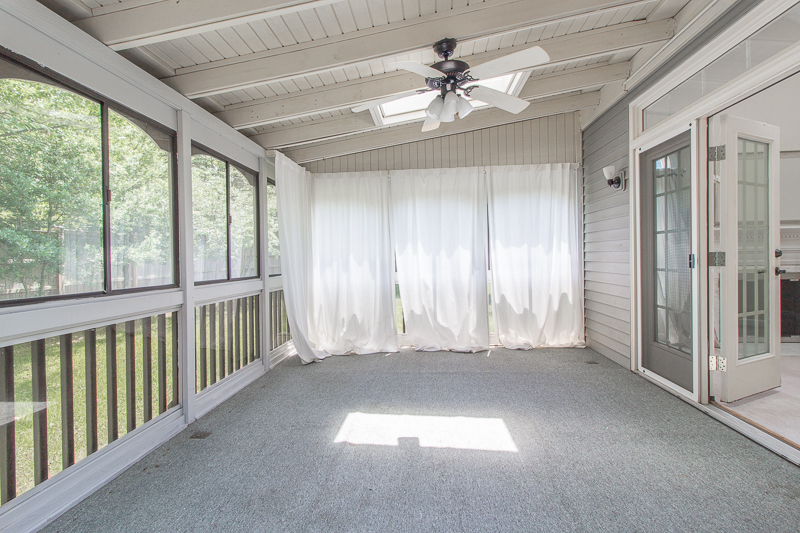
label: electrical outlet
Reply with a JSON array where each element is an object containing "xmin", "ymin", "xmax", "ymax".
[
  {"xmin": 718, "ymin": 357, "xmax": 727, "ymax": 372},
  {"xmin": 709, "ymin": 355, "xmax": 717, "ymax": 371}
]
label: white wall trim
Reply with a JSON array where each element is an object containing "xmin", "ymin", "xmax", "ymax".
[
  {"xmin": 193, "ymin": 280, "xmax": 265, "ymax": 307},
  {"xmin": 194, "ymin": 361, "xmax": 268, "ymax": 419},
  {"xmin": 270, "ymin": 340, "xmax": 297, "ymax": 368},
  {"xmin": 630, "ymin": 0, "xmax": 800, "ymax": 139},
  {"xmin": 0, "ymin": 409, "xmax": 185, "ymax": 533},
  {"xmin": 0, "ymin": 290, "xmax": 183, "ymax": 348}
]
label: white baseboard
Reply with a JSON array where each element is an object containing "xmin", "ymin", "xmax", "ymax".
[
  {"xmin": 0, "ymin": 408, "xmax": 185, "ymax": 533},
  {"xmin": 270, "ymin": 340, "xmax": 296, "ymax": 368},
  {"xmin": 194, "ymin": 361, "xmax": 268, "ymax": 419}
]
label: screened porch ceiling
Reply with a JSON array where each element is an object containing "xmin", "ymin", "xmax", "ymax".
[{"xmin": 38, "ymin": 0, "xmax": 699, "ymax": 162}]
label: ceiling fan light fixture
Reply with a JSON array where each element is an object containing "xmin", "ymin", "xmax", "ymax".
[
  {"xmin": 426, "ymin": 96, "xmax": 444, "ymax": 119},
  {"xmin": 441, "ymin": 91, "xmax": 459, "ymax": 121},
  {"xmin": 456, "ymin": 95, "xmax": 473, "ymax": 119}
]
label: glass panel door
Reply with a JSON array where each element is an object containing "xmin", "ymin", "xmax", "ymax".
[
  {"xmin": 640, "ymin": 131, "xmax": 695, "ymax": 393},
  {"xmin": 709, "ymin": 114, "xmax": 781, "ymax": 402}
]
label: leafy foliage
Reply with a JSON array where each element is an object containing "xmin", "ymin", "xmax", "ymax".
[{"xmin": 0, "ymin": 80, "xmax": 103, "ymax": 299}]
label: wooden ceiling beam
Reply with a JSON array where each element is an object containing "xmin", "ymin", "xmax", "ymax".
[
  {"xmin": 252, "ymin": 63, "xmax": 629, "ymax": 148},
  {"xmin": 162, "ymin": 0, "xmax": 659, "ymax": 98},
  {"xmin": 73, "ymin": 0, "xmax": 342, "ymax": 51},
  {"xmin": 279, "ymin": 92, "xmax": 600, "ymax": 163},
  {"xmin": 215, "ymin": 35, "xmax": 636, "ymax": 129}
]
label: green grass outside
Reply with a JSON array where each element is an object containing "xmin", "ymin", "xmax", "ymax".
[{"xmin": 9, "ymin": 315, "xmax": 177, "ymax": 500}]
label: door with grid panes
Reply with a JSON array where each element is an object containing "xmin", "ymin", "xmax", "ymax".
[
  {"xmin": 640, "ymin": 131, "xmax": 695, "ymax": 393},
  {"xmin": 709, "ymin": 115, "xmax": 781, "ymax": 402}
]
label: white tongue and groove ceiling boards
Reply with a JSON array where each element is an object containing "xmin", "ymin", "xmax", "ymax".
[{"xmin": 40, "ymin": 0, "xmax": 702, "ymax": 159}]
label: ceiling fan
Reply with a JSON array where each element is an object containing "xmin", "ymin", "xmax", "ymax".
[{"xmin": 353, "ymin": 38, "xmax": 550, "ymax": 132}]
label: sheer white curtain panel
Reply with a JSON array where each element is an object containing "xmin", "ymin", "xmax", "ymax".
[
  {"xmin": 309, "ymin": 172, "xmax": 398, "ymax": 354},
  {"xmin": 275, "ymin": 153, "xmax": 327, "ymax": 363},
  {"xmin": 487, "ymin": 164, "xmax": 584, "ymax": 348},
  {"xmin": 391, "ymin": 168, "xmax": 489, "ymax": 352}
]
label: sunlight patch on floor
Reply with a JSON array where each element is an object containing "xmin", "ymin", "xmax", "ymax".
[{"xmin": 334, "ymin": 412, "xmax": 518, "ymax": 452}]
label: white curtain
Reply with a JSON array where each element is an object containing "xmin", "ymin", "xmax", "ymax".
[
  {"xmin": 309, "ymin": 172, "xmax": 398, "ymax": 354},
  {"xmin": 391, "ymin": 168, "xmax": 489, "ymax": 352},
  {"xmin": 275, "ymin": 153, "xmax": 326, "ymax": 363},
  {"xmin": 487, "ymin": 164, "xmax": 584, "ymax": 348}
]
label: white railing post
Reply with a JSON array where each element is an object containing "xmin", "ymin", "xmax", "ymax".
[
  {"xmin": 177, "ymin": 110, "xmax": 197, "ymax": 423},
  {"xmin": 260, "ymin": 156, "xmax": 273, "ymax": 367}
]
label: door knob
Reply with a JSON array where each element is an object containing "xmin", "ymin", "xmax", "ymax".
[{"xmin": 776, "ymin": 267, "xmax": 786, "ymax": 276}]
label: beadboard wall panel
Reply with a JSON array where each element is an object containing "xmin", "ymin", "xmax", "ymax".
[{"xmin": 301, "ymin": 113, "xmax": 581, "ymax": 172}]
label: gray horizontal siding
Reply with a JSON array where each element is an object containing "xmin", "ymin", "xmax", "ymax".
[
  {"xmin": 582, "ymin": 106, "xmax": 631, "ymax": 368},
  {"xmin": 302, "ymin": 113, "xmax": 581, "ymax": 172}
]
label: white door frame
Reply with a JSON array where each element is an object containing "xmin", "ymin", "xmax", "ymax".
[
  {"xmin": 627, "ymin": 1, "xmax": 800, "ymax": 404},
  {"xmin": 631, "ymin": 121, "xmax": 702, "ymax": 402}
]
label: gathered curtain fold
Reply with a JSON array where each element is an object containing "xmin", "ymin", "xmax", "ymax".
[
  {"xmin": 309, "ymin": 172, "xmax": 398, "ymax": 355},
  {"xmin": 390, "ymin": 168, "xmax": 489, "ymax": 352},
  {"xmin": 275, "ymin": 153, "xmax": 325, "ymax": 363},
  {"xmin": 487, "ymin": 164, "xmax": 584, "ymax": 348}
]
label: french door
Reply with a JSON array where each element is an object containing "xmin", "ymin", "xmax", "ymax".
[
  {"xmin": 640, "ymin": 131, "xmax": 695, "ymax": 394},
  {"xmin": 708, "ymin": 115, "xmax": 782, "ymax": 402}
]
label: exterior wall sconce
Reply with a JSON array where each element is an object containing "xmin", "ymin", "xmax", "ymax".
[{"xmin": 603, "ymin": 165, "xmax": 626, "ymax": 191}]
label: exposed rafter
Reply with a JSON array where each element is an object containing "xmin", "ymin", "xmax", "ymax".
[
  {"xmin": 281, "ymin": 92, "xmax": 600, "ymax": 162},
  {"xmin": 214, "ymin": 27, "xmax": 646, "ymax": 130},
  {"xmin": 161, "ymin": 0, "xmax": 660, "ymax": 98},
  {"xmin": 252, "ymin": 63, "xmax": 629, "ymax": 148},
  {"xmin": 73, "ymin": 0, "xmax": 343, "ymax": 51}
]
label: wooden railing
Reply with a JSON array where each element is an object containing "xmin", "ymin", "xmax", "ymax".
[
  {"xmin": 194, "ymin": 295, "xmax": 260, "ymax": 393},
  {"xmin": 269, "ymin": 289, "xmax": 291, "ymax": 351},
  {"xmin": 0, "ymin": 312, "xmax": 179, "ymax": 504}
]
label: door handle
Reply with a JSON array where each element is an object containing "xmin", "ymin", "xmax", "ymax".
[
  {"xmin": 775, "ymin": 249, "xmax": 783, "ymax": 258},
  {"xmin": 776, "ymin": 267, "xmax": 787, "ymax": 276}
]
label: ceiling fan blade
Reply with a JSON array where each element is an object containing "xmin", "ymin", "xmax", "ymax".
[
  {"xmin": 390, "ymin": 61, "xmax": 443, "ymax": 79},
  {"xmin": 421, "ymin": 116, "xmax": 440, "ymax": 132},
  {"xmin": 468, "ymin": 46, "xmax": 550, "ymax": 80},
  {"xmin": 468, "ymin": 86, "xmax": 530, "ymax": 114},
  {"xmin": 351, "ymin": 90, "xmax": 422, "ymax": 113}
]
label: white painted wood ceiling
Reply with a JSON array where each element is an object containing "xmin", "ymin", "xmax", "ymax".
[{"xmin": 38, "ymin": 0, "xmax": 697, "ymax": 160}]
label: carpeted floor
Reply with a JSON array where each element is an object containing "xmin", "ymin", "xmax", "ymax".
[{"xmin": 42, "ymin": 348, "xmax": 800, "ymax": 533}]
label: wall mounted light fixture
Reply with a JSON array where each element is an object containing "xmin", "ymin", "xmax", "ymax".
[{"xmin": 603, "ymin": 165, "xmax": 626, "ymax": 191}]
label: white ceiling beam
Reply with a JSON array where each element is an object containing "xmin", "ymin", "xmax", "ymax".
[
  {"xmin": 163, "ymin": 0, "xmax": 659, "ymax": 98},
  {"xmin": 214, "ymin": 20, "xmax": 650, "ymax": 130},
  {"xmin": 73, "ymin": 0, "xmax": 342, "ymax": 50},
  {"xmin": 252, "ymin": 63, "xmax": 629, "ymax": 148},
  {"xmin": 625, "ymin": 0, "xmax": 738, "ymax": 90},
  {"xmin": 280, "ymin": 92, "xmax": 600, "ymax": 163}
]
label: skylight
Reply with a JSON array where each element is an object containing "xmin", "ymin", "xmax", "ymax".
[{"xmin": 378, "ymin": 73, "xmax": 524, "ymax": 125}]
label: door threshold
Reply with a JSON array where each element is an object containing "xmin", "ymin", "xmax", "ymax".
[
  {"xmin": 710, "ymin": 400, "xmax": 800, "ymax": 452},
  {"xmin": 638, "ymin": 370, "xmax": 800, "ymax": 465}
]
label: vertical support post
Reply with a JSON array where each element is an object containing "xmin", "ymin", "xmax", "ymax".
[
  {"xmin": 198, "ymin": 307, "xmax": 207, "ymax": 391},
  {"xmin": 235, "ymin": 298, "xmax": 241, "ymax": 370},
  {"xmin": 227, "ymin": 299, "xmax": 234, "ymax": 375},
  {"xmin": 60, "ymin": 334, "xmax": 75, "ymax": 469},
  {"xmin": 157, "ymin": 314, "xmax": 167, "ymax": 414},
  {"xmin": 176, "ymin": 109, "xmax": 196, "ymax": 423},
  {"xmin": 0, "ymin": 346, "xmax": 15, "ymax": 504},
  {"xmin": 31, "ymin": 339, "xmax": 48, "ymax": 484},
  {"xmin": 260, "ymin": 156, "xmax": 271, "ymax": 367},
  {"xmin": 142, "ymin": 317, "xmax": 152, "ymax": 423},
  {"xmin": 219, "ymin": 303, "xmax": 226, "ymax": 379},
  {"xmin": 171, "ymin": 311, "xmax": 179, "ymax": 408},
  {"xmin": 106, "ymin": 324, "xmax": 118, "ymax": 442},
  {"xmin": 209, "ymin": 303, "xmax": 217, "ymax": 385},
  {"xmin": 242, "ymin": 297, "xmax": 249, "ymax": 365},
  {"xmin": 125, "ymin": 321, "xmax": 136, "ymax": 432},
  {"xmin": 85, "ymin": 329, "xmax": 98, "ymax": 455}
]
